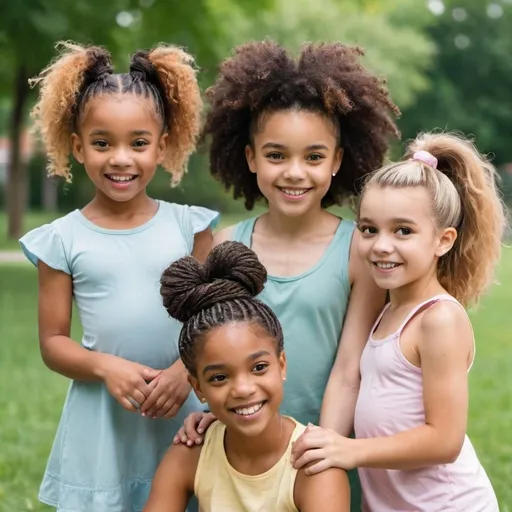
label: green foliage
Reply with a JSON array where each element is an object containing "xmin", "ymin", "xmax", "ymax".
[{"xmin": 399, "ymin": 0, "xmax": 512, "ymax": 168}]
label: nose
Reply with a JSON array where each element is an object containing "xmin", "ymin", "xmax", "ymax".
[
  {"xmin": 230, "ymin": 374, "xmax": 257, "ymax": 400},
  {"xmin": 372, "ymin": 233, "xmax": 394, "ymax": 254},
  {"xmin": 283, "ymin": 158, "xmax": 306, "ymax": 181},
  {"xmin": 109, "ymin": 147, "xmax": 134, "ymax": 168}
]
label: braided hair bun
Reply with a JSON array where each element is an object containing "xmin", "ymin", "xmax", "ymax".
[{"xmin": 160, "ymin": 241, "xmax": 267, "ymax": 324}]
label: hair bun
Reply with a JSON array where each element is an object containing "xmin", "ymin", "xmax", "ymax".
[
  {"xmin": 83, "ymin": 47, "xmax": 113, "ymax": 85},
  {"xmin": 130, "ymin": 50, "xmax": 159, "ymax": 84},
  {"xmin": 160, "ymin": 241, "xmax": 267, "ymax": 323}
]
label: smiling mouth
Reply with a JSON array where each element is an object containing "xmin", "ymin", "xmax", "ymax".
[
  {"xmin": 278, "ymin": 187, "xmax": 311, "ymax": 197},
  {"xmin": 105, "ymin": 174, "xmax": 138, "ymax": 183},
  {"xmin": 230, "ymin": 401, "xmax": 266, "ymax": 417},
  {"xmin": 373, "ymin": 262, "xmax": 402, "ymax": 269}
]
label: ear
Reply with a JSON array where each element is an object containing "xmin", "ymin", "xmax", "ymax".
[
  {"xmin": 331, "ymin": 147, "xmax": 344, "ymax": 177},
  {"xmin": 436, "ymin": 226, "xmax": 457, "ymax": 257},
  {"xmin": 279, "ymin": 351, "xmax": 287, "ymax": 381},
  {"xmin": 188, "ymin": 374, "xmax": 206, "ymax": 404},
  {"xmin": 71, "ymin": 133, "xmax": 84, "ymax": 164},
  {"xmin": 245, "ymin": 144, "xmax": 257, "ymax": 174},
  {"xmin": 157, "ymin": 132, "xmax": 168, "ymax": 165}
]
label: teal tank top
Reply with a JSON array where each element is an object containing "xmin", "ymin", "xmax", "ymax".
[{"xmin": 233, "ymin": 216, "xmax": 355, "ymax": 426}]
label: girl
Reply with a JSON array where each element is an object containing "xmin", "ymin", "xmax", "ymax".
[
  {"xmin": 20, "ymin": 42, "xmax": 218, "ymax": 511},
  {"xmin": 176, "ymin": 40, "xmax": 399, "ymax": 510},
  {"xmin": 144, "ymin": 241, "xmax": 350, "ymax": 511},
  {"xmin": 291, "ymin": 133, "xmax": 504, "ymax": 511}
]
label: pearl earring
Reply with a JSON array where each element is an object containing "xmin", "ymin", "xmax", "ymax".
[{"xmin": 332, "ymin": 173, "xmax": 336, "ymax": 177}]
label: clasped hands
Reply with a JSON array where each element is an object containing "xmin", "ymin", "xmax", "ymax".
[{"xmin": 101, "ymin": 354, "xmax": 191, "ymax": 419}]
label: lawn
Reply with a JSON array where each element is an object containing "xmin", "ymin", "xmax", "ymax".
[{"xmin": 0, "ymin": 227, "xmax": 510, "ymax": 510}]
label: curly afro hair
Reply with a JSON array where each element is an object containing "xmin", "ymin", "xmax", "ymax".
[{"xmin": 202, "ymin": 40, "xmax": 401, "ymax": 209}]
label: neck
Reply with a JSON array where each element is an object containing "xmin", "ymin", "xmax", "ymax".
[
  {"xmin": 224, "ymin": 412, "xmax": 285, "ymax": 460},
  {"xmin": 263, "ymin": 204, "xmax": 328, "ymax": 239},
  {"xmin": 388, "ymin": 265, "xmax": 446, "ymax": 308},
  {"xmin": 88, "ymin": 190, "xmax": 155, "ymax": 218}
]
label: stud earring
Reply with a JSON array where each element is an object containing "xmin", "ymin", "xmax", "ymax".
[
  {"xmin": 200, "ymin": 398, "xmax": 206, "ymax": 403},
  {"xmin": 332, "ymin": 173, "xmax": 336, "ymax": 177}
]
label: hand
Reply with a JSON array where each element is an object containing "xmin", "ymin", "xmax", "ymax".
[
  {"xmin": 173, "ymin": 411, "xmax": 216, "ymax": 446},
  {"xmin": 140, "ymin": 359, "xmax": 191, "ymax": 419},
  {"xmin": 100, "ymin": 354, "xmax": 162, "ymax": 412},
  {"xmin": 291, "ymin": 424, "xmax": 359, "ymax": 474}
]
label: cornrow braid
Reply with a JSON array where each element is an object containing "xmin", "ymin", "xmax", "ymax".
[
  {"xmin": 160, "ymin": 242, "xmax": 283, "ymax": 376},
  {"xmin": 29, "ymin": 41, "xmax": 201, "ymax": 184}
]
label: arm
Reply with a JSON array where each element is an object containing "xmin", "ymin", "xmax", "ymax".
[
  {"xmin": 38, "ymin": 261, "xmax": 110, "ymax": 381},
  {"xmin": 192, "ymin": 227, "xmax": 213, "ymax": 263},
  {"xmin": 212, "ymin": 226, "xmax": 235, "ymax": 248},
  {"xmin": 293, "ymin": 301, "xmax": 472, "ymax": 473},
  {"xmin": 354, "ymin": 301, "xmax": 471, "ymax": 469},
  {"xmin": 38, "ymin": 261, "xmax": 158, "ymax": 411},
  {"xmin": 144, "ymin": 443, "xmax": 200, "ymax": 512},
  {"xmin": 320, "ymin": 232, "xmax": 386, "ymax": 435},
  {"xmin": 294, "ymin": 464, "xmax": 350, "ymax": 512}
]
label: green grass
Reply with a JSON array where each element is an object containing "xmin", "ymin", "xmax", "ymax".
[{"xmin": 0, "ymin": 216, "xmax": 510, "ymax": 510}]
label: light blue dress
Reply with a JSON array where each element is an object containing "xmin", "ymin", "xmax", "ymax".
[
  {"xmin": 233, "ymin": 216, "xmax": 362, "ymax": 511},
  {"xmin": 19, "ymin": 200, "xmax": 219, "ymax": 512}
]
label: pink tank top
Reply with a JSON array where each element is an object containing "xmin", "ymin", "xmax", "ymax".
[{"xmin": 354, "ymin": 294, "xmax": 498, "ymax": 511}]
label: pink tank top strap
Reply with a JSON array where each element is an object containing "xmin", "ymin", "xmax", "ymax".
[{"xmin": 395, "ymin": 293, "xmax": 461, "ymax": 336}]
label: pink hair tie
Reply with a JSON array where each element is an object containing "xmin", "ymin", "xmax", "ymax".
[{"xmin": 412, "ymin": 150, "xmax": 438, "ymax": 169}]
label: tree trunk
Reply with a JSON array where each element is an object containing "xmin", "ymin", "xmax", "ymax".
[
  {"xmin": 6, "ymin": 64, "xmax": 30, "ymax": 240},
  {"xmin": 42, "ymin": 175, "xmax": 58, "ymax": 212}
]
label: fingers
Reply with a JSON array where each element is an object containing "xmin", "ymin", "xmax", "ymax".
[
  {"xmin": 198, "ymin": 412, "xmax": 216, "ymax": 434},
  {"xmin": 131, "ymin": 389, "xmax": 146, "ymax": 407},
  {"xmin": 304, "ymin": 458, "xmax": 333, "ymax": 476},
  {"xmin": 154, "ymin": 398, "xmax": 176, "ymax": 419},
  {"xmin": 173, "ymin": 426, "xmax": 187, "ymax": 444},
  {"xmin": 120, "ymin": 396, "xmax": 138, "ymax": 412},
  {"xmin": 163, "ymin": 403, "xmax": 181, "ymax": 419},
  {"xmin": 292, "ymin": 448, "xmax": 325, "ymax": 470},
  {"xmin": 142, "ymin": 367, "xmax": 162, "ymax": 382},
  {"xmin": 140, "ymin": 386, "xmax": 161, "ymax": 415},
  {"xmin": 144, "ymin": 391, "xmax": 167, "ymax": 418}
]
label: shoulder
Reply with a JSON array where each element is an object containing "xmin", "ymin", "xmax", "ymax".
[
  {"xmin": 418, "ymin": 299, "xmax": 473, "ymax": 355},
  {"xmin": 155, "ymin": 442, "xmax": 202, "ymax": 490},
  {"xmin": 158, "ymin": 201, "xmax": 220, "ymax": 233},
  {"xmin": 213, "ymin": 225, "xmax": 236, "ymax": 247},
  {"xmin": 294, "ymin": 464, "xmax": 350, "ymax": 511},
  {"xmin": 145, "ymin": 442, "xmax": 202, "ymax": 511}
]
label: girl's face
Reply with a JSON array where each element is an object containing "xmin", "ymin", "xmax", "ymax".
[
  {"xmin": 245, "ymin": 110, "xmax": 342, "ymax": 218},
  {"xmin": 71, "ymin": 94, "xmax": 167, "ymax": 203},
  {"xmin": 357, "ymin": 186, "xmax": 456, "ymax": 292},
  {"xmin": 190, "ymin": 322, "xmax": 286, "ymax": 438}
]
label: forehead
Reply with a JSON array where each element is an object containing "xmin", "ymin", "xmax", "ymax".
[
  {"xmin": 200, "ymin": 323, "xmax": 276, "ymax": 363},
  {"xmin": 80, "ymin": 94, "xmax": 162, "ymax": 132},
  {"xmin": 360, "ymin": 186, "xmax": 433, "ymax": 222},
  {"xmin": 255, "ymin": 110, "xmax": 337, "ymax": 145}
]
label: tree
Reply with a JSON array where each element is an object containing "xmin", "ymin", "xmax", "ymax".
[
  {"xmin": 399, "ymin": 0, "xmax": 512, "ymax": 168},
  {"xmin": 0, "ymin": 0, "xmax": 136, "ymax": 239}
]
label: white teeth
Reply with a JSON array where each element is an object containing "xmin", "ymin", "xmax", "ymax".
[
  {"xmin": 234, "ymin": 402, "xmax": 264, "ymax": 416},
  {"xmin": 281, "ymin": 189, "xmax": 307, "ymax": 196},
  {"xmin": 109, "ymin": 175, "xmax": 134, "ymax": 182},
  {"xmin": 375, "ymin": 262, "xmax": 399, "ymax": 269}
]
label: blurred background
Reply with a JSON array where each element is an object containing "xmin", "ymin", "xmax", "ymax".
[{"xmin": 0, "ymin": 0, "xmax": 510, "ymax": 510}]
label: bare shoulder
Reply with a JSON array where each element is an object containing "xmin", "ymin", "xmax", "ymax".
[
  {"xmin": 145, "ymin": 442, "xmax": 202, "ymax": 511},
  {"xmin": 418, "ymin": 299, "xmax": 473, "ymax": 352},
  {"xmin": 213, "ymin": 225, "xmax": 235, "ymax": 247},
  {"xmin": 294, "ymin": 464, "xmax": 350, "ymax": 512}
]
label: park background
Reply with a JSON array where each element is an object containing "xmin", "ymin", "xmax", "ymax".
[{"xmin": 0, "ymin": 0, "xmax": 511, "ymax": 510}]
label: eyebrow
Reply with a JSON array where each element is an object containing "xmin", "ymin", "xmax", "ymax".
[
  {"xmin": 202, "ymin": 350, "xmax": 272, "ymax": 376},
  {"xmin": 89, "ymin": 129, "xmax": 153, "ymax": 137},
  {"xmin": 359, "ymin": 216, "xmax": 418, "ymax": 225},
  {"xmin": 261, "ymin": 142, "xmax": 330, "ymax": 151}
]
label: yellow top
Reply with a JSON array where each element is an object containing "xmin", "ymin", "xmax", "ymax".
[{"xmin": 194, "ymin": 418, "xmax": 306, "ymax": 512}]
